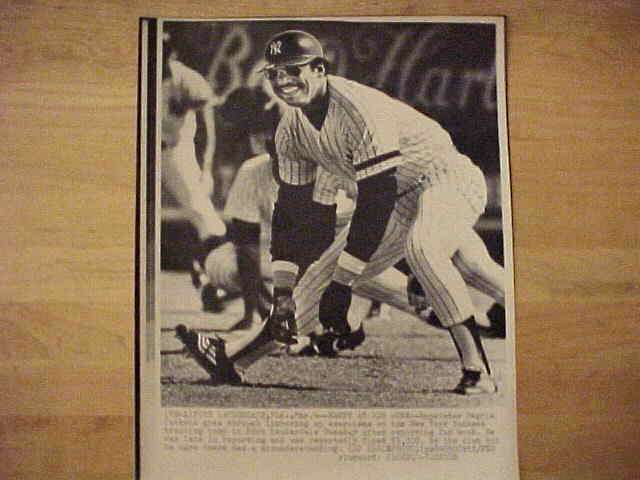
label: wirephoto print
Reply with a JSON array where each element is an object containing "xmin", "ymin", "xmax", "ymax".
[{"xmin": 137, "ymin": 16, "xmax": 518, "ymax": 480}]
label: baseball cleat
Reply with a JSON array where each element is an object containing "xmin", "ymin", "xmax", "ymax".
[
  {"xmin": 453, "ymin": 369, "xmax": 497, "ymax": 395},
  {"xmin": 175, "ymin": 324, "xmax": 242, "ymax": 385},
  {"xmin": 293, "ymin": 324, "xmax": 366, "ymax": 357}
]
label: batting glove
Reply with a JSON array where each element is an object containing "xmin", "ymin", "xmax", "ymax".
[
  {"xmin": 267, "ymin": 287, "xmax": 297, "ymax": 344},
  {"xmin": 319, "ymin": 280, "xmax": 352, "ymax": 336}
]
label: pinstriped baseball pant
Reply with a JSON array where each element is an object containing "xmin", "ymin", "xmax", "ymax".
[
  {"xmin": 405, "ymin": 184, "xmax": 504, "ymax": 327},
  {"xmin": 234, "ymin": 183, "xmax": 505, "ymax": 370},
  {"xmin": 232, "ymin": 231, "xmax": 416, "ymax": 370}
]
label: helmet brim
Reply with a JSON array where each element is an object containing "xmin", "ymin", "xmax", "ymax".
[{"xmin": 259, "ymin": 55, "xmax": 325, "ymax": 72}]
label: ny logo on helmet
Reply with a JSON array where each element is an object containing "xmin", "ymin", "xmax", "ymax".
[{"xmin": 269, "ymin": 41, "xmax": 282, "ymax": 56}]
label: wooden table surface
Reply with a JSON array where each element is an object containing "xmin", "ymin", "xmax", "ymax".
[{"xmin": 1, "ymin": 1, "xmax": 638, "ymax": 479}]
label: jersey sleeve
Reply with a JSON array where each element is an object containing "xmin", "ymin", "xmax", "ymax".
[
  {"xmin": 341, "ymin": 91, "xmax": 403, "ymax": 181},
  {"xmin": 275, "ymin": 118, "xmax": 317, "ymax": 186}
]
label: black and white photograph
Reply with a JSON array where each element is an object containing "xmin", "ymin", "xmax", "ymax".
[{"xmin": 138, "ymin": 16, "xmax": 517, "ymax": 480}]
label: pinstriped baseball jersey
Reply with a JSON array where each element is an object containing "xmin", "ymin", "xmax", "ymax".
[
  {"xmin": 275, "ymin": 75, "xmax": 486, "ymax": 226},
  {"xmin": 312, "ymin": 166, "xmax": 357, "ymax": 206}
]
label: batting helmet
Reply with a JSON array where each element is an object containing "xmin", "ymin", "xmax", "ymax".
[{"xmin": 263, "ymin": 30, "xmax": 326, "ymax": 69}]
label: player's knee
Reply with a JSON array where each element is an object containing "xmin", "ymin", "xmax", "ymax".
[{"xmin": 406, "ymin": 226, "xmax": 443, "ymax": 266}]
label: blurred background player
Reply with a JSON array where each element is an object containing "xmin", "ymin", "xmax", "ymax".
[
  {"xmin": 161, "ymin": 32, "xmax": 227, "ymax": 312},
  {"xmin": 202, "ymin": 86, "xmax": 281, "ymax": 327}
]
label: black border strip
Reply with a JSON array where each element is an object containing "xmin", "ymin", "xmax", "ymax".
[
  {"xmin": 146, "ymin": 18, "xmax": 158, "ymax": 368},
  {"xmin": 134, "ymin": 18, "xmax": 143, "ymax": 480},
  {"xmin": 135, "ymin": 16, "xmax": 158, "ymax": 480}
]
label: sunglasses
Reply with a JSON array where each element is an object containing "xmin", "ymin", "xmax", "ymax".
[{"xmin": 264, "ymin": 64, "xmax": 308, "ymax": 81}]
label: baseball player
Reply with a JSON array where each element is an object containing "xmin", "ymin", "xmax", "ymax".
[
  {"xmin": 161, "ymin": 33, "xmax": 227, "ymax": 311},
  {"xmin": 175, "ymin": 88, "xmax": 506, "ymax": 384},
  {"xmin": 261, "ymin": 30, "xmax": 505, "ymax": 395}
]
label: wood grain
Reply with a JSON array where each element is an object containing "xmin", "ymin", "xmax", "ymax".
[{"xmin": 1, "ymin": 1, "xmax": 638, "ymax": 479}]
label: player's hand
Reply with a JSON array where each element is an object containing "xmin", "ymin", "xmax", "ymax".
[
  {"xmin": 319, "ymin": 280, "xmax": 352, "ymax": 335},
  {"xmin": 267, "ymin": 288, "xmax": 297, "ymax": 344},
  {"xmin": 199, "ymin": 169, "xmax": 215, "ymax": 197}
]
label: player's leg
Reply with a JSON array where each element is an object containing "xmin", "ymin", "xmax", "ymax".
[
  {"xmin": 161, "ymin": 142, "xmax": 226, "ymax": 264},
  {"xmin": 271, "ymin": 223, "xmax": 407, "ymax": 358},
  {"xmin": 232, "ymin": 222, "xmax": 397, "ymax": 366},
  {"xmin": 232, "ymin": 227, "xmax": 351, "ymax": 368},
  {"xmin": 221, "ymin": 247, "xmax": 499, "ymax": 371},
  {"xmin": 293, "ymin": 214, "xmax": 412, "ymax": 355},
  {"xmin": 291, "ymin": 227, "xmax": 347, "ymax": 333},
  {"xmin": 354, "ymin": 268, "xmax": 421, "ymax": 318},
  {"xmin": 180, "ymin": 213, "xmax": 435, "ymax": 376},
  {"xmin": 406, "ymin": 184, "xmax": 496, "ymax": 394},
  {"xmin": 293, "ymin": 216, "xmax": 408, "ymax": 335},
  {"xmin": 221, "ymin": 225, "xmax": 502, "ymax": 375},
  {"xmin": 451, "ymin": 229, "xmax": 506, "ymax": 338},
  {"xmin": 452, "ymin": 229, "xmax": 505, "ymax": 307},
  {"xmin": 161, "ymin": 143, "xmax": 226, "ymax": 241},
  {"xmin": 173, "ymin": 240, "xmax": 255, "ymax": 382},
  {"xmin": 177, "ymin": 221, "xmax": 420, "ymax": 377},
  {"xmin": 178, "ymin": 217, "xmax": 351, "ymax": 375}
]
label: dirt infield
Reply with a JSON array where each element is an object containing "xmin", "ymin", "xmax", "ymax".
[{"xmin": 159, "ymin": 272, "xmax": 506, "ymax": 409}]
